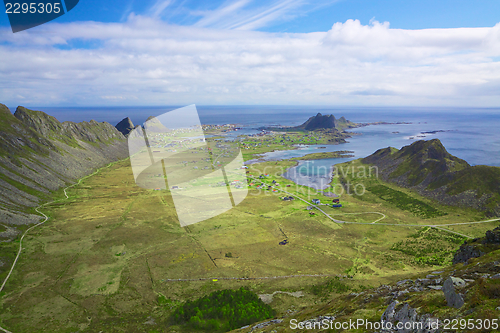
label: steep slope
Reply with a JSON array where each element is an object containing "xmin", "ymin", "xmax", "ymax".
[
  {"xmin": 0, "ymin": 104, "xmax": 128, "ymax": 240},
  {"xmin": 362, "ymin": 139, "xmax": 500, "ymax": 215},
  {"xmin": 295, "ymin": 113, "xmax": 356, "ymax": 131}
]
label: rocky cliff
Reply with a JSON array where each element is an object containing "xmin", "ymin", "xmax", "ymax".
[{"xmin": 0, "ymin": 104, "xmax": 128, "ymax": 240}]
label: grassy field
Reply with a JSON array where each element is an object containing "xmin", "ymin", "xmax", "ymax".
[
  {"xmin": 0, "ymin": 155, "xmax": 496, "ymax": 332},
  {"xmin": 291, "ymin": 151, "xmax": 355, "ymax": 160},
  {"xmin": 239, "ymin": 131, "xmax": 347, "ymax": 160}
]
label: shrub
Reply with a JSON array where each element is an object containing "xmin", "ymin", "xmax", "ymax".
[{"xmin": 171, "ymin": 287, "xmax": 275, "ymax": 331}]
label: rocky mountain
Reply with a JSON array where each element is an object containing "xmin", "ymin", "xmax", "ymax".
[
  {"xmin": 362, "ymin": 139, "xmax": 500, "ymax": 216},
  {"xmin": 295, "ymin": 113, "xmax": 356, "ymax": 131},
  {"xmin": 0, "ymin": 104, "xmax": 128, "ymax": 241}
]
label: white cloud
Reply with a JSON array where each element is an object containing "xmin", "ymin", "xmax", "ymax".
[
  {"xmin": 148, "ymin": 0, "xmax": 175, "ymax": 19},
  {"xmin": 192, "ymin": 0, "xmax": 306, "ymax": 31},
  {"xmin": 1, "ymin": 16, "xmax": 500, "ymax": 106}
]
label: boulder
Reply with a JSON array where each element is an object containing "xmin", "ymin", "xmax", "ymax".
[
  {"xmin": 381, "ymin": 301, "xmax": 439, "ymax": 333},
  {"xmin": 443, "ymin": 277, "xmax": 464, "ymax": 308}
]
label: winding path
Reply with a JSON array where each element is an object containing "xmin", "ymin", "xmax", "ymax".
[{"xmin": 0, "ymin": 162, "xmax": 118, "ymax": 333}]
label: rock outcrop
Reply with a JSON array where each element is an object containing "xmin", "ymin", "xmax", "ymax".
[
  {"xmin": 453, "ymin": 226, "xmax": 500, "ymax": 264},
  {"xmin": 452, "ymin": 244, "xmax": 485, "ymax": 264},
  {"xmin": 115, "ymin": 117, "xmax": 135, "ymax": 136},
  {"xmin": 379, "ymin": 301, "xmax": 438, "ymax": 333},
  {"xmin": 442, "ymin": 277, "xmax": 465, "ymax": 308}
]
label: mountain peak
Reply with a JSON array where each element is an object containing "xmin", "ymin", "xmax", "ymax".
[
  {"xmin": 363, "ymin": 139, "xmax": 469, "ymax": 187},
  {"xmin": 14, "ymin": 106, "xmax": 64, "ymax": 138},
  {"xmin": 12, "ymin": 106, "xmax": 124, "ymax": 145},
  {"xmin": 115, "ymin": 117, "xmax": 135, "ymax": 136},
  {"xmin": 294, "ymin": 113, "xmax": 355, "ymax": 131},
  {"xmin": 0, "ymin": 103, "xmax": 14, "ymax": 119}
]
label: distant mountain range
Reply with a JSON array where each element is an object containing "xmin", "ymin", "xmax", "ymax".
[
  {"xmin": 0, "ymin": 104, "xmax": 128, "ymax": 240},
  {"xmin": 362, "ymin": 139, "xmax": 500, "ymax": 216}
]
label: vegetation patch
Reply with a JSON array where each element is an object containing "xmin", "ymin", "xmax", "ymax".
[
  {"xmin": 171, "ymin": 287, "xmax": 275, "ymax": 331},
  {"xmin": 366, "ymin": 184, "xmax": 447, "ymax": 218},
  {"xmin": 310, "ymin": 277, "xmax": 351, "ymax": 297},
  {"xmin": 291, "ymin": 151, "xmax": 355, "ymax": 160},
  {"xmin": 390, "ymin": 227, "xmax": 466, "ymax": 266}
]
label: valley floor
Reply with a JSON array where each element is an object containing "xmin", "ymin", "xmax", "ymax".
[{"xmin": 0, "ymin": 154, "xmax": 497, "ymax": 332}]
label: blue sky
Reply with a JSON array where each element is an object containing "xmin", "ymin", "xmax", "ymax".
[{"xmin": 1, "ymin": 0, "xmax": 500, "ymax": 107}]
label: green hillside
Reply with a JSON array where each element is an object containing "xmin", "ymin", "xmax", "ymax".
[{"xmin": 362, "ymin": 139, "xmax": 500, "ymax": 216}]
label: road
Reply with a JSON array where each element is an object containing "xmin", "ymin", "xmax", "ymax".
[
  {"xmin": 248, "ymin": 175, "xmax": 500, "ymax": 239},
  {"xmin": 163, "ymin": 273, "xmax": 348, "ymax": 282}
]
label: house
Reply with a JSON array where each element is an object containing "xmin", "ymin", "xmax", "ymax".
[
  {"xmin": 309, "ymin": 211, "xmax": 315, "ymax": 216},
  {"xmin": 312, "ymin": 199, "xmax": 320, "ymax": 204},
  {"xmin": 171, "ymin": 186, "xmax": 179, "ymax": 190},
  {"xmin": 332, "ymin": 198, "xmax": 340, "ymax": 203},
  {"xmin": 332, "ymin": 204, "xmax": 342, "ymax": 208},
  {"xmin": 306, "ymin": 206, "xmax": 313, "ymax": 210}
]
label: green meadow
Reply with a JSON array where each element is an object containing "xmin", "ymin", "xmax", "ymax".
[{"xmin": 0, "ymin": 156, "xmax": 495, "ymax": 332}]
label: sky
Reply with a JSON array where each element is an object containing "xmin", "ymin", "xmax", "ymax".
[{"xmin": 1, "ymin": 0, "xmax": 500, "ymax": 107}]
